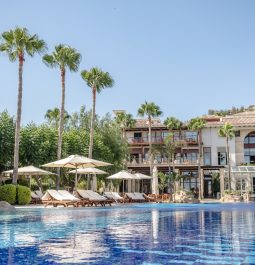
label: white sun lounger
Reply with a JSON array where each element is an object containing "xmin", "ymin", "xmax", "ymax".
[
  {"xmin": 42, "ymin": 190, "xmax": 78, "ymax": 207},
  {"xmin": 77, "ymin": 190, "xmax": 112, "ymax": 206}
]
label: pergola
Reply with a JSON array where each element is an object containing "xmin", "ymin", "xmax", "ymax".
[{"xmin": 223, "ymin": 166, "xmax": 255, "ymax": 194}]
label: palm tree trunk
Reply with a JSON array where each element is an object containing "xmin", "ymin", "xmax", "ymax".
[
  {"xmin": 89, "ymin": 87, "xmax": 97, "ymax": 190},
  {"xmin": 89, "ymin": 87, "xmax": 96, "ymax": 158},
  {"xmin": 226, "ymin": 137, "xmax": 231, "ymax": 191},
  {"xmin": 13, "ymin": 53, "xmax": 24, "ymax": 184},
  {"xmin": 148, "ymin": 116, "xmax": 153, "ymax": 176},
  {"xmin": 168, "ymin": 154, "xmax": 173, "ymax": 202},
  {"xmin": 198, "ymin": 129, "xmax": 202, "ymax": 200},
  {"xmin": 56, "ymin": 67, "xmax": 65, "ymax": 190}
]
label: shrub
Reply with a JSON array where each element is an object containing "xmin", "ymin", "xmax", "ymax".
[
  {"xmin": 17, "ymin": 185, "xmax": 31, "ymax": 205},
  {"xmin": 0, "ymin": 184, "xmax": 17, "ymax": 204}
]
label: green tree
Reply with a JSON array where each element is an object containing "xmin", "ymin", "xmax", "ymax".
[
  {"xmin": 81, "ymin": 67, "xmax": 114, "ymax": 159},
  {"xmin": 218, "ymin": 123, "xmax": 234, "ymax": 191},
  {"xmin": 137, "ymin": 102, "xmax": 162, "ymax": 175},
  {"xmin": 158, "ymin": 172, "xmax": 169, "ymax": 194},
  {"xmin": 0, "ymin": 27, "xmax": 47, "ymax": 184},
  {"xmin": 115, "ymin": 112, "xmax": 136, "ymax": 139},
  {"xmin": 20, "ymin": 123, "xmax": 58, "ymax": 166},
  {"xmin": 0, "ymin": 111, "xmax": 15, "ymax": 171},
  {"xmin": 43, "ymin": 45, "xmax": 81, "ymax": 189},
  {"xmin": 187, "ymin": 117, "xmax": 206, "ymax": 200}
]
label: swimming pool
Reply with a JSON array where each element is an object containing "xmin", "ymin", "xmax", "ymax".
[{"xmin": 0, "ymin": 203, "xmax": 255, "ymax": 265}]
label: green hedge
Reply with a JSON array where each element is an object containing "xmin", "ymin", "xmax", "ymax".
[
  {"xmin": 0, "ymin": 184, "xmax": 17, "ymax": 204},
  {"xmin": 17, "ymin": 185, "xmax": 31, "ymax": 205},
  {"xmin": 0, "ymin": 184, "xmax": 31, "ymax": 205}
]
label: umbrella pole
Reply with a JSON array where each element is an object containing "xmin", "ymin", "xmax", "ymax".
[{"xmin": 75, "ymin": 166, "xmax": 78, "ymax": 192}]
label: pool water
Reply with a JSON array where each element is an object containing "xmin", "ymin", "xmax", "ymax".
[{"xmin": 0, "ymin": 203, "xmax": 255, "ymax": 265}]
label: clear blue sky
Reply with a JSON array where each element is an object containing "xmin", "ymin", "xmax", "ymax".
[{"xmin": 0, "ymin": 0, "xmax": 255, "ymax": 124}]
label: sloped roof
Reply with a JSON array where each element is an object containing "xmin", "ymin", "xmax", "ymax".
[
  {"xmin": 134, "ymin": 118, "xmax": 165, "ymax": 128},
  {"xmin": 205, "ymin": 110, "xmax": 255, "ymax": 127}
]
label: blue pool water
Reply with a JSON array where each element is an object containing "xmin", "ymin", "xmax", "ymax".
[{"xmin": 0, "ymin": 203, "xmax": 255, "ymax": 265}]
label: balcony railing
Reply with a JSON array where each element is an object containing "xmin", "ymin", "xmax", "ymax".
[
  {"xmin": 128, "ymin": 136, "xmax": 198, "ymax": 144},
  {"xmin": 127, "ymin": 158, "xmax": 198, "ymax": 166}
]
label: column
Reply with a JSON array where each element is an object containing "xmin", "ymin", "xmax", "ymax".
[
  {"xmin": 220, "ymin": 168, "xmax": 225, "ymax": 198},
  {"xmin": 200, "ymin": 169, "xmax": 204, "ymax": 199}
]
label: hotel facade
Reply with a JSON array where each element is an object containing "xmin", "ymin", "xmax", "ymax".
[{"xmin": 124, "ymin": 110, "xmax": 255, "ymax": 198}]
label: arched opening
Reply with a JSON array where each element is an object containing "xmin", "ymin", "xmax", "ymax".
[{"xmin": 244, "ymin": 131, "xmax": 255, "ymax": 164}]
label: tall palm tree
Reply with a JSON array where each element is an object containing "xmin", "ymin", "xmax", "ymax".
[
  {"xmin": 164, "ymin": 116, "xmax": 184, "ymax": 164},
  {"xmin": 43, "ymin": 45, "xmax": 81, "ymax": 189},
  {"xmin": 137, "ymin": 102, "xmax": 162, "ymax": 176},
  {"xmin": 115, "ymin": 112, "xmax": 136, "ymax": 139},
  {"xmin": 163, "ymin": 133, "xmax": 183, "ymax": 201},
  {"xmin": 0, "ymin": 27, "xmax": 47, "ymax": 184},
  {"xmin": 187, "ymin": 117, "xmax": 206, "ymax": 200},
  {"xmin": 218, "ymin": 123, "xmax": 234, "ymax": 191},
  {"xmin": 81, "ymin": 67, "xmax": 114, "ymax": 159}
]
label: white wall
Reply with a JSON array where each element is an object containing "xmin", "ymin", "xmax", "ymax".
[{"xmin": 202, "ymin": 127, "xmax": 236, "ymax": 166}]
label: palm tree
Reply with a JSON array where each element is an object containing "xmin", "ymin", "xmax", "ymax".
[
  {"xmin": 164, "ymin": 116, "xmax": 184, "ymax": 166},
  {"xmin": 164, "ymin": 117, "xmax": 183, "ymax": 131},
  {"xmin": 187, "ymin": 117, "xmax": 206, "ymax": 200},
  {"xmin": 44, "ymin": 107, "xmax": 70, "ymax": 129},
  {"xmin": 218, "ymin": 123, "xmax": 234, "ymax": 192},
  {"xmin": 81, "ymin": 67, "xmax": 114, "ymax": 159},
  {"xmin": 43, "ymin": 45, "xmax": 81, "ymax": 189},
  {"xmin": 137, "ymin": 102, "xmax": 162, "ymax": 176},
  {"xmin": 163, "ymin": 134, "xmax": 181, "ymax": 201},
  {"xmin": 0, "ymin": 27, "xmax": 47, "ymax": 184},
  {"xmin": 115, "ymin": 112, "xmax": 136, "ymax": 139}
]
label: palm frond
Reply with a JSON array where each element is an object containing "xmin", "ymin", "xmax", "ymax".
[{"xmin": 81, "ymin": 67, "xmax": 114, "ymax": 92}]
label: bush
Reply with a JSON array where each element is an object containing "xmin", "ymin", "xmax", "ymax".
[
  {"xmin": 0, "ymin": 184, "xmax": 17, "ymax": 204},
  {"xmin": 17, "ymin": 185, "xmax": 31, "ymax": 205}
]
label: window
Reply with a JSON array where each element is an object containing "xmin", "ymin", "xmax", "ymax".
[
  {"xmin": 203, "ymin": 147, "xmax": 211, "ymax": 166},
  {"xmin": 185, "ymin": 131, "xmax": 198, "ymax": 142},
  {"xmin": 235, "ymin": 130, "xmax": 240, "ymax": 137},
  {"xmin": 218, "ymin": 147, "xmax": 227, "ymax": 165},
  {"xmin": 244, "ymin": 132, "xmax": 255, "ymax": 164},
  {"xmin": 236, "ymin": 179, "xmax": 246, "ymax": 194},
  {"xmin": 183, "ymin": 150, "xmax": 198, "ymax": 163},
  {"xmin": 162, "ymin": 131, "xmax": 169, "ymax": 140},
  {"xmin": 181, "ymin": 171, "xmax": 198, "ymax": 191}
]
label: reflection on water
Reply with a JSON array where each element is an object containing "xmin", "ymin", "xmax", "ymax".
[{"xmin": 0, "ymin": 204, "xmax": 255, "ymax": 264}]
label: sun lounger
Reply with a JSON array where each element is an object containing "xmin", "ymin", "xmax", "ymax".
[
  {"xmin": 41, "ymin": 190, "xmax": 78, "ymax": 207},
  {"xmin": 77, "ymin": 190, "xmax": 112, "ymax": 206},
  {"xmin": 125, "ymin": 192, "xmax": 147, "ymax": 202},
  {"xmin": 104, "ymin": 192, "xmax": 126, "ymax": 203},
  {"xmin": 31, "ymin": 191, "xmax": 42, "ymax": 204},
  {"xmin": 134, "ymin": 192, "xmax": 147, "ymax": 202},
  {"xmin": 57, "ymin": 190, "xmax": 85, "ymax": 206},
  {"xmin": 35, "ymin": 190, "xmax": 44, "ymax": 198},
  {"xmin": 143, "ymin": 193, "xmax": 157, "ymax": 202}
]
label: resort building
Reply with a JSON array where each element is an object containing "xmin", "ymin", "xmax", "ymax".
[{"xmin": 125, "ymin": 110, "xmax": 255, "ymax": 198}]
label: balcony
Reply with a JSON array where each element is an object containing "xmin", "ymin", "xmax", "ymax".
[
  {"xmin": 127, "ymin": 158, "xmax": 198, "ymax": 167},
  {"xmin": 128, "ymin": 136, "xmax": 198, "ymax": 145},
  {"xmin": 128, "ymin": 136, "xmax": 165, "ymax": 145}
]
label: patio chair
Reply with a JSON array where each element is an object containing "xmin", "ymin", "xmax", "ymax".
[
  {"xmin": 41, "ymin": 190, "xmax": 78, "ymax": 207},
  {"xmin": 76, "ymin": 190, "xmax": 112, "ymax": 206}
]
